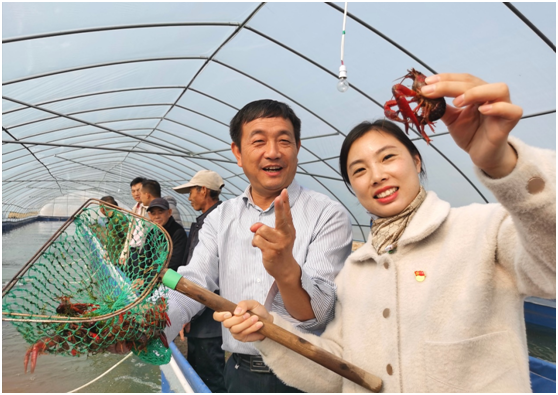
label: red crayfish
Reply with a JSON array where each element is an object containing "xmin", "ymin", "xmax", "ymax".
[
  {"xmin": 55, "ymin": 296, "xmax": 98, "ymax": 317},
  {"xmin": 23, "ymin": 297, "xmax": 170, "ymax": 373},
  {"xmin": 384, "ymin": 68, "xmax": 446, "ymax": 143}
]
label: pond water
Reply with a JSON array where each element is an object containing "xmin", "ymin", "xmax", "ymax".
[{"xmin": 2, "ymin": 221, "xmax": 161, "ymax": 393}]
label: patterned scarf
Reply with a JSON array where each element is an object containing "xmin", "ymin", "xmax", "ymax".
[{"xmin": 371, "ymin": 186, "xmax": 426, "ymax": 255}]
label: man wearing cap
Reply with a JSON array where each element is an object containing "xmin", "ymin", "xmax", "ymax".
[
  {"xmin": 173, "ymin": 170, "xmax": 226, "ymax": 393},
  {"xmin": 146, "ymin": 197, "xmax": 187, "ymax": 272},
  {"xmin": 164, "ymin": 99, "xmax": 352, "ymax": 392}
]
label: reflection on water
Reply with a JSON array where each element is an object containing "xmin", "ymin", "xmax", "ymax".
[
  {"xmin": 2, "ymin": 221, "xmax": 160, "ymax": 393},
  {"xmin": 526, "ymin": 323, "xmax": 556, "ymax": 363}
]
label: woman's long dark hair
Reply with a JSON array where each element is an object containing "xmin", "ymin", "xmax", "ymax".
[{"xmin": 339, "ymin": 119, "xmax": 426, "ymax": 194}]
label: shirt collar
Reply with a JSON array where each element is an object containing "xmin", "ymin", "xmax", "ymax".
[
  {"xmin": 242, "ymin": 179, "xmax": 302, "ymax": 212},
  {"xmin": 196, "ymin": 201, "xmax": 222, "ymax": 223}
]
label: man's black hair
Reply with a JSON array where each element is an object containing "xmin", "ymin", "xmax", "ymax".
[
  {"xmin": 229, "ymin": 99, "xmax": 301, "ymax": 150},
  {"xmin": 141, "ymin": 179, "xmax": 161, "ymax": 198},
  {"xmin": 100, "ymin": 196, "xmax": 118, "ymax": 206},
  {"xmin": 130, "ymin": 177, "xmax": 146, "ymax": 188}
]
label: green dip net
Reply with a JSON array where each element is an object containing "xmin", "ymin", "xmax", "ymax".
[{"xmin": 2, "ymin": 199, "xmax": 173, "ymax": 372}]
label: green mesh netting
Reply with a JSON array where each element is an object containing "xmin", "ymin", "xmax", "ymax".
[{"xmin": 2, "ymin": 199, "xmax": 172, "ymax": 372}]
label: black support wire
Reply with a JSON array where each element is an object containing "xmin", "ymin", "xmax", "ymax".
[
  {"xmin": 325, "ymin": 2, "xmax": 437, "ymax": 75},
  {"xmin": 2, "ymin": 127, "xmax": 65, "ymax": 195},
  {"xmin": 504, "ymin": 2, "xmax": 556, "ymax": 52},
  {"xmin": 2, "ymin": 87, "xmax": 186, "ymax": 115},
  {"xmin": 103, "ymin": 2, "xmax": 266, "ymax": 184},
  {"xmin": 2, "ymin": 96, "xmax": 195, "ymax": 156},
  {"xmin": 2, "ymin": 22, "xmax": 240, "ymax": 44}
]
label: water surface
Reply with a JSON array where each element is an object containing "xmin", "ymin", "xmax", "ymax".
[{"xmin": 2, "ymin": 221, "xmax": 161, "ymax": 393}]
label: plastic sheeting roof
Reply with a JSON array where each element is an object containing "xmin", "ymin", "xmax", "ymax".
[{"xmin": 2, "ymin": 2, "xmax": 556, "ymax": 240}]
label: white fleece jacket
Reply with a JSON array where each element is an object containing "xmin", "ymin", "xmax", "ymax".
[{"xmin": 256, "ymin": 138, "xmax": 556, "ymax": 393}]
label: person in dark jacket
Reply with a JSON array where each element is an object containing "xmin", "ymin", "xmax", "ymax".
[
  {"xmin": 128, "ymin": 197, "xmax": 188, "ymax": 289},
  {"xmin": 173, "ymin": 170, "xmax": 226, "ymax": 393},
  {"xmin": 146, "ymin": 197, "xmax": 187, "ymax": 272}
]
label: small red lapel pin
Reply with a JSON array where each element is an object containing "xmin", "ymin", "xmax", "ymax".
[{"xmin": 414, "ymin": 271, "xmax": 426, "ymax": 282}]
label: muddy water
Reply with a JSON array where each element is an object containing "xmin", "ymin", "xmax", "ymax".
[{"xmin": 2, "ymin": 221, "xmax": 161, "ymax": 393}]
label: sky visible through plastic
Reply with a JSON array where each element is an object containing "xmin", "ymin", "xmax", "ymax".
[{"xmin": 2, "ymin": 2, "xmax": 556, "ymax": 241}]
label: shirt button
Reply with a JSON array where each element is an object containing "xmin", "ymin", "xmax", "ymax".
[
  {"xmin": 527, "ymin": 176, "xmax": 545, "ymax": 194},
  {"xmin": 384, "ymin": 261, "xmax": 389, "ymax": 269},
  {"xmin": 257, "ymin": 278, "xmax": 261, "ymax": 283},
  {"xmin": 386, "ymin": 364, "xmax": 393, "ymax": 375},
  {"xmin": 383, "ymin": 308, "xmax": 390, "ymax": 318}
]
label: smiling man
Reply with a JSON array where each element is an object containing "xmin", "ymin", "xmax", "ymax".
[{"xmin": 166, "ymin": 99, "xmax": 353, "ymax": 392}]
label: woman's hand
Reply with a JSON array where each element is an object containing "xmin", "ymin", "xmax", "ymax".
[
  {"xmin": 421, "ymin": 73, "xmax": 523, "ymax": 178},
  {"xmin": 213, "ymin": 300, "xmax": 272, "ymax": 342}
]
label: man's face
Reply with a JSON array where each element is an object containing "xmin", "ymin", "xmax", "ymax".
[
  {"xmin": 231, "ymin": 117, "xmax": 300, "ymax": 202},
  {"xmin": 131, "ymin": 183, "xmax": 142, "ymax": 202},
  {"xmin": 148, "ymin": 207, "xmax": 172, "ymax": 226},
  {"xmin": 140, "ymin": 187, "xmax": 152, "ymax": 206},
  {"xmin": 188, "ymin": 187, "xmax": 206, "ymax": 211}
]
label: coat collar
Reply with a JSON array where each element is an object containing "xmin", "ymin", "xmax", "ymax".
[
  {"xmin": 350, "ymin": 191, "xmax": 450, "ymax": 262},
  {"xmin": 196, "ymin": 200, "xmax": 222, "ymax": 224}
]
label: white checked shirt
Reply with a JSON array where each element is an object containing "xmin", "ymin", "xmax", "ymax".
[
  {"xmin": 129, "ymin": 202, "xmax": 147, "ymax": 248},
  {"xmin": 166, "ymin": 180, "xmax": 353, "ymax": 355}
]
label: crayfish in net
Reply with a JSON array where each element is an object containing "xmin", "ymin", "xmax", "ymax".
[
  {"xmin": 384, "ymin": 68, "xmax": 446, "ymax": 143},
  {"xmin": 55, "ymin": 296, "xmax": 99, "ymax": 317},
  {"xmin": 23, "ymin": 296, "xmax": 170, "ymax": 373}
]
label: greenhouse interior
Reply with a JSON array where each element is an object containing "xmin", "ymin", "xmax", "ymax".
[{"xmin": 2, "ymin": 2, "xmax": 556, "ymax": 393}]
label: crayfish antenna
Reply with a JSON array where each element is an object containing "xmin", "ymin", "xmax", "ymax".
[{"xmin": 420, "ymin": 128, "xmax": 432, "ymax": 144}]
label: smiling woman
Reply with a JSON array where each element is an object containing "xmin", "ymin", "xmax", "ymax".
[{"xmin": 343, "ymin": 121, "xmax": 424, "ymax": 219}]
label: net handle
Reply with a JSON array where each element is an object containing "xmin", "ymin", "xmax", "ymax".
[{"xmin": 161, "ymin": 268, "xmax": 383, "ymax": 392}]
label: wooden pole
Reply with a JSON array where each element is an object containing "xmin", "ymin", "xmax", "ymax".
[{"xmin": 167, "ymin": 271, "xmax": 382, "ymax": 392}]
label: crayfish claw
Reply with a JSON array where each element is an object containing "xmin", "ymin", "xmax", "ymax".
[
  {"xmin": 24, "ymin": 348, "xmax": 31, "ymax": 373},
  {"xmin": 160, "ymin": 332, "xmax": 169, "ymax": 348},
  {"xmin": 29, "ymin": 343, "xmax": 42, "ymax": 374},
  {"xmin": 165, "ymin": 312, "xmax": 171, "ymax": 327}
]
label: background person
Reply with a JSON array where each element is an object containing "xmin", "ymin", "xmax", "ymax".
[
  {"xmin": 94, "ymin": 196, "xmax": 130, "ymax": 264},
  {"xmin": 146, "ymin": 197, "xmax": 187, "ymax": 272},
  {"xmin": 162, "ymin": 195, "xmax": 184, "ymax": 227},
  {"xmin": 129, "ymin": 197, "xmax": 188, "ymax": 289},
  {"xmin": 173, "ymin": 169, "xmax": 226, "ymax": 393},
  {"xmin": 130, "ymin": 177, "xmax": 147, "ymax": 218},
  {"xmin": 164, "ymin": 99, "xmax": 353, "ymax": 393},
  {"xmin": 140, "ymin": 179, "xmax": 161, "ymax": 208},
  {"xmin": 124, "ymin": 179, "xmax": 162, "ymax": 279},
  {"xmin": 122, "ymin": 177, "xmax": 148, "ymax": 266},
  {"xmin": 215, "ymin": 74, "xmax": 556, "ymax": 392}
]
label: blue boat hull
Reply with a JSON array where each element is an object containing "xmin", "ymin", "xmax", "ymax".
[{"xmin": 525, "ymin": 298, "xmax": 556, "ymax": 329}]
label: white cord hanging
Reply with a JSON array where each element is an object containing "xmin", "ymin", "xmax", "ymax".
[
  {"xmin": 67, "ymin": 352, "xmax": 133, "ymax": 393},
  {"xmin": 337, "ymin": 2, "xmax": 350, "ymax": 93},
  {"xmin": 340, "ymin": 1, "xmax": 348, "ymax": 64}
]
